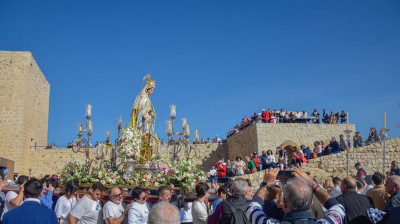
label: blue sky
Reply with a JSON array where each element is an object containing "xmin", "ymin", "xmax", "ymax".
[{"xmin": 1, "ymin": 0, "xmax": 399, "ymax": 146}]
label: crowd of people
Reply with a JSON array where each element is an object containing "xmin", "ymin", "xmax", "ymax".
[
  {"xmin": 204, "ymin": 163, "xmax": 400, "ymax": 224},
  {"xmin": 0, "ymin": 175, "xmax": 184, "ymax": 224},
  {"xmin": 159, "ymin": 136, "xmax": 227, "ymax": 146},
  {"xmin": 354, "ymin": 127, "xmax": 388, "ymax": 147},
  {"xmin": 1, "ymin": 160, "xmax": 400, "ymax": 223},
  {"xmin": 207, "ymin": 137, "xmax": 354, "ymax": 182},
  {"xmin": 226, "ymin": 108, "xmax": 347, "ymax": 138}
]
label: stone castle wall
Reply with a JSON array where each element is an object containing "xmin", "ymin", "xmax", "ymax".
[
  {"xmin": 0, "ymin": 51, "xmax": 50, "ymax": 175},
  {"xmin": 238, "ymin": 137, "xmax": 400, "ymax": 187}
]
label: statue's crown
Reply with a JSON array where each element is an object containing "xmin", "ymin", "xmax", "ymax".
[
  {"xmin": 141, "ymin": 73, "xmax": 156, "ymax": 90},
  {"xmin": 146, "ymin": 79, "xmax": 156, "ymax": 87}
]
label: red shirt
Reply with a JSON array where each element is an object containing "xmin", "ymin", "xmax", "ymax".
[
  {"xmin": 262, "ymin": 111, "xmax": 268, "ymax": 122},
  {"xmin": 215, "ymin": 162, "xmax": 227, "ymax": 178},
  {"xmin": 252, "ymin": 156, "xmax": 260, "ymax": 168}
]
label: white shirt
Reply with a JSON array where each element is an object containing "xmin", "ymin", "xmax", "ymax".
[
  {"xmin": 316, "ymin": 145, "xmax": 323, "ymax": 154},
  {"xmin": 209, "ymin": 169, "xmax": 217, "ymax": 177},
  {"xmin": 330, "ymin": 187, "xmax": 342, "ymax": 197},
  {"xmin": 363, "ymin": 185, "xmax": 374, "ymax": 195},
  {"xmin": 69, "ymin": 195, "xmax": 104, "ymax": 224},
  {"xmin": 192, "ymin": 201, "xmax": 209, "ymax": 224},
  {"xmin": 55, "ymin": 196, "xmax": 77, "ymax": 224},
  {"xmin": 182, "ymin": 202, "xmax": 193, "ymax": 223},
  {"xmin": 103, "ymin": 201, "xmax": 127, "ymax": 224},
  {"xmin": 295, "ymin": 113, "xmax": 301, "ymax": 118},
  {"xmin": 265, "ymin": 155, "xmax": 276, "ymax": 164},
  {"xmin": 127, "ymin": 201, "xmax": 151, "ymax": 224},
  {"xmin": 2, "ymin": 191, "xmax": 22, "ymax": 220}
]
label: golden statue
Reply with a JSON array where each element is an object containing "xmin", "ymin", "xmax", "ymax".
[
  {"xmin": 131, "ymin": 74, "xmax": 156, "ymax": 133},
  {"xmin": 131, "ymin": 74, "xmax": 158, "ymax": 163}
]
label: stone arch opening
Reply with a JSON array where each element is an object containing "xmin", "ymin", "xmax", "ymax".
[
  {"xmin": 284, "ymin": 145, "xmax": 298, "ymax": 160},
  {"xmin": 280, "ymin": 140, "xmax": 299, "ymax": 160}
]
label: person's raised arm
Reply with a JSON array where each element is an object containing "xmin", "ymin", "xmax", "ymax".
[
  {"xmin": 292, "ymin": 168, "xmax": 332, "ymax": 206},
  {"xmin": 253, "ymin": 168, "xmax": 280, "ymax": 201},
  {"xmin": 10, "ymin": 181, "xmax": 26, "ymax": 207}
]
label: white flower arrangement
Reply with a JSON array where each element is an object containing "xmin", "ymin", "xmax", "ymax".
[{"xmin": 117, "ymin": 126, "xmax": 142, "ymax": 159}]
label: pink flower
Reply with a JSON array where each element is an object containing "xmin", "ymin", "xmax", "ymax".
[
  {"xmin": 124, "ymin": 137, "xmax": 127, "ymax": 141},
  {"xmin": 151, "ymin": 178, "xmax": 155, "ymax": 182},
  {"xmin": 111, "ymin": 176, "xmax": 115, "ymax": 178},
  {"xmin": 143, "ymin": 175, "xmax": 147, "ymax": 178},
  {"xmin": 196, "ymin": 180, "xmax": 200, "ymax": 184},
  {"xmin": 157, "ymin": 178, "xmax": 160, "ymax": 181}
]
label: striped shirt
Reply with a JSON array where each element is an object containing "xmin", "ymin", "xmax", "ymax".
[{"xmin": 246, "ymin": 196, "xmax": 345, "ymax": 224}]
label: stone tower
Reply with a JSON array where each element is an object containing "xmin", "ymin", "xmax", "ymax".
[{"xmin": 0, "ymin": 51, "xmax": 50, "ymax": 176}]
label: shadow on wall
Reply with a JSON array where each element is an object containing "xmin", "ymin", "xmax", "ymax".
[{"xmin": 201, "ymin": 143, "xmax": 228, "ymax": 172}]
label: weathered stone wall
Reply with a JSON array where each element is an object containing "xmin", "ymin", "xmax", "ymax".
[
  {"xmin": 226, "ymin": 124, "xmax": 258, "ymax": 160},
  {"xmin": 237, "ymin": 137, "xmax": 400, "ymax": 187},
  {"xmin": 0, "ymin": 51, "xmax": 50, "ymax": 176}
]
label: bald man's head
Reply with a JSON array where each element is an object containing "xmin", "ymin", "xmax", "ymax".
[
  {"xmin": 109, "ymin": 187, "xmax": 122, "ymax": 204},
  {"xmin": 148, "ymin": 202, "xmax": 180, "ymax": 224},
  {"xmin": 341, "ymin": 177, "xmax": 357, "ymax": 193}
]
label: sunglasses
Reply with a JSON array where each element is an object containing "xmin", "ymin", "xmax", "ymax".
[{"xmin": 112, "ymin": 193, "xmax": 122, "ymax": 197}]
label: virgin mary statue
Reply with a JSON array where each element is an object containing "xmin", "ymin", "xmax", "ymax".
[{"xmin": 131, "ymin": 74, "xmax": 156, "ymax": 134}]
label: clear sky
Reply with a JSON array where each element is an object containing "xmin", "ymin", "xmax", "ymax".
[{"xmin": 1, "ymin": 0, "xmax": 399, "ymax": 147}]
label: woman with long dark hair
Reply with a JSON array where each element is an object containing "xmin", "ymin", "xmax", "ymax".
[{"xmin": 55, "ymin": 180, "xmax": 79, "ymax": 224}]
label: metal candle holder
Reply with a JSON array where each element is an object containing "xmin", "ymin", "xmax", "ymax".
[{"xmin": 166, "ymin": 105, "xmax": 199, "ymax": 163}]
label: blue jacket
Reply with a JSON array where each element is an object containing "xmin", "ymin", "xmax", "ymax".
[
  {"xmin": 2, "ymin": 199, "xmax": 58, "ymax": 224},
  {"xmin": 40, "ymin": 190, "xmax": 53, "ymax": 209}
]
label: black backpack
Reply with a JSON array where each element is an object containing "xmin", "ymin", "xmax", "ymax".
[{"xmin": 223, "ymin": 200, "xmax": 250, "ymax": 224}]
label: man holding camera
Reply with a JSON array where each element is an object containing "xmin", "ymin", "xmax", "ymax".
[
  {"xmin": 215, "ymin": 160, "xmax": 227, "ymax": 179},
  {"xmin": 247, "ymin": 168, "xmax": 345, "ymax": 224}
]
